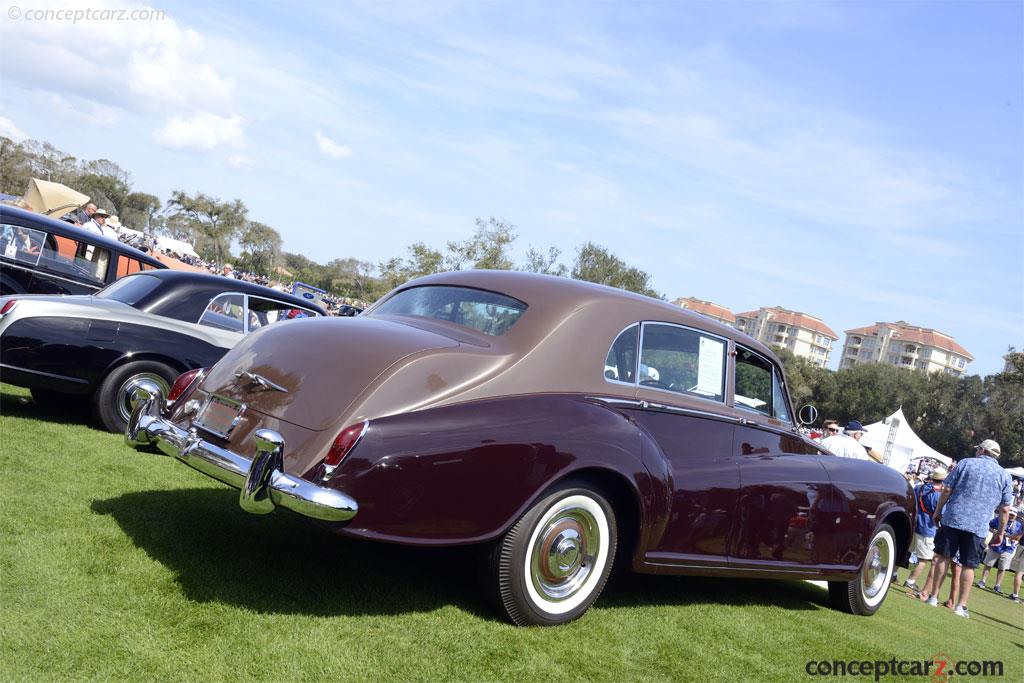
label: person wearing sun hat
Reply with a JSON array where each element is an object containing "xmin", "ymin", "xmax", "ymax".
[
  {"xmin": 81, "ymin": 208, "xmax": 117, "ymax": 239},
  {"xmin": 900, "ymin": 466, "xmax": 948, "ymax": 591},
  {"xmin": 928, "ymin": 438, "xmax": 1014, "ymax": 618}
]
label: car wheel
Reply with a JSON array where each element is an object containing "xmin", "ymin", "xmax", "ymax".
[
  {"xmin": 93, "ymin": 361, "xmax": 175, "ymax": 433},
  {"xmin": 484, "ymin": 484, "xmax": 616, "ymax": 626},
  {"xmin": 828, "ymin": 523, "xmax": 896, "ymax": 616}
]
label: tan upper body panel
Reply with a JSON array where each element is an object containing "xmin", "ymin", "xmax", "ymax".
[{"xmin": 200, "ymin": 270, "xmax": 791, "ymax": 438}]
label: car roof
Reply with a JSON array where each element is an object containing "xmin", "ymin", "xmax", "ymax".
[
  {"xmin": 0, "ymin": 203, "xmax": 165, "ymax": 269},
  {"xmin": 124, "ymin": 269, "xmax": 327, "ymax": 320},
  {"xmin": 379, "ymin": 269, "xmax": 780, "ymax": 361}
]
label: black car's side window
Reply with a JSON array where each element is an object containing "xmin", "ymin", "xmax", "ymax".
[
  {"xmin": 199, "ymin": 294, "xmax": 245, "ymax": 332},
  {"xmin": 734, "ymin": 347, "xmax": 773, "ymax": 415},
  {"xmin": 604, "ymin": 324, "xmax": 638, "ymax": 384},
  {"xmin": 246, "ymin": 295, "xmax": 318, "ymax": 331},
  {"xmin": 636, "ymin": 323, "xmax": 726, "ymax": 402}
]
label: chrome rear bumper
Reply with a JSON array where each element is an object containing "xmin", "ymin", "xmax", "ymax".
[{"xmin": 126, "ymin": 391, "xmax": 357, "ymax": 523}]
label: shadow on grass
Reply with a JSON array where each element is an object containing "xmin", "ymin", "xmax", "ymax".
[
  {"xmin": 92, "ymin": 487, "xmax": 828, "ymax": 620},
  {"xmin": 0, "ymin": 388, "xmax": 98, "ymax": 429},
  {"xmin": 92, "ymin": 488, "xmax": 492, "ymax": 619}
]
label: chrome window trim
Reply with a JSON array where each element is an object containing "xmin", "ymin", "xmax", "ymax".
[
  {"xmin": 602, "ymin": 323, "xmax": 640, "ymax": 387},
  {"xmin": 734, "ymin": 343, "xmax": 792, "ymax": 422},
  {"xmin": 586, "ymin": 395, "xmax": 743, "ymax": 426},
  {"xmin": 636, "ymin": 321, "xmax": 728, "ymax": 405},
  {"xmin": 196, "ymin": 292, "xmax": 246, "ymax": 329}
]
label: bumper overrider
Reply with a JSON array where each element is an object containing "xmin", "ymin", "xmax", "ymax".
[{"xmin": 125, "ymin": 388, "xmax": 357, "ymax": 523}]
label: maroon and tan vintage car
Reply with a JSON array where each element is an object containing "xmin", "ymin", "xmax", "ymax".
[{"xmin": 128, "ymin": 270, "xmax": 915, "ymax": 626}]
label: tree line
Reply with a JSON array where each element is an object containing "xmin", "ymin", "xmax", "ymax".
[
  {"xmin": 3, "ymin": 135, "xmax": 1019, "ymax": 464},
  {"xmin": 0, "ymin": 137, "xmax": 659, "ymax": 303},
  {"xmin": 778, "ymin": 348, "xmax": 1024, "ymax": 467}
]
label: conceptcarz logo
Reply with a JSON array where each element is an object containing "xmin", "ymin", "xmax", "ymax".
[{"xmin": 804, "ymin": 654, "xmax": 1003, "ymax": 681}]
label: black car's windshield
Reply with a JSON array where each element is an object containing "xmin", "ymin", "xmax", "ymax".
[
  {"xmin": 374, "ymin": 285, "xmax": 527, "ymax": 337},
  {"xmin": 95, "ymin": 273, "xmax": 162, "ymax": 306}
]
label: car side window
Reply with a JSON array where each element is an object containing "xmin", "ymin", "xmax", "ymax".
[
  {"xmin": 1, "ymin": 224, "xmax": 45, "ymax": 266},
  {"xmin": 604, "ymin": 324, "xmax": 638, "ymax": 383},
  {"xmin": 246, "ymin": 296, "xmax": 318, "ymax": 332},
  {"xmin": 637, "ymin": 323, "xmax": 726, "ymax": 401},
  {"xmin": 117, "ymin": 256, "xmax": 156, "ymax": 278},
  {"xmin": 734, "ymin": 347, "xmax": 772, "ymax": 415},
  {"xmin": 198, "ymin": 294, "xmax": 245, "ymax": 332},
  {"xmin": 38, "ymin": 233, "xmax": 110, "ymax": 283}
]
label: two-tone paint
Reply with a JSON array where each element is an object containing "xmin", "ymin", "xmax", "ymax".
[{"xmin": 156, "ymin": 270, "xmax": 915, "ymax": 585}]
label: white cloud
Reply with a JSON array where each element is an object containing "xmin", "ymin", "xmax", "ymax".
[
  {"xmin": 155, "ymin": 113, "xmax": 244, "ymax": 149},
  {"xmin": 0, "ymin": 115, "xmax": 26, "ymax": 141},
  {"xmin": 315, "ymin": 131, "xmax": 353, "ymax": 159}
]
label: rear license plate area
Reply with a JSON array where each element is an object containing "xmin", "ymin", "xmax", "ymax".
[{"xmin": 194, "ymin": 395, "xmax": 245, "ymax": 438}]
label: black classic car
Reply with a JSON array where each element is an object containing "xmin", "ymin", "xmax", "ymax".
[
  {"xmin": 0, "ymin": 269, "xmax": 324, "ymax": 432},
  {"xmin": 128, "ymin": 270, "xmax": 915, "ymax": 626},
  {"xmin": 0, "ymin": 204, "xmax": 165, "ymax": 295}
]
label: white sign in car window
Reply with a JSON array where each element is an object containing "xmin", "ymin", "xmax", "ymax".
[{"xmin": 695, "ymin": 337, "xmax": 725, "ymax": 396}]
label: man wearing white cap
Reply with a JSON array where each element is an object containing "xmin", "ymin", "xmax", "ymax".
[
  {"xmin": 929, "ymin": 438, "xmax": 1014, "ymax": 618},
  {"xmin": 820, "ymin": 419, "xmax": 878, "ymax": 462}
]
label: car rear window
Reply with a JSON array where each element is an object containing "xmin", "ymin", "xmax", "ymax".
[
  {"xmin": 95, "ymin": 273, "xmax": 162, "ymax": 305},
  {"xmin": 374, "ymin": 285, "xmax": 527, "ymax": 337}
]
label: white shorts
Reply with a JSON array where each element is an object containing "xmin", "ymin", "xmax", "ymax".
[
  {"xmin": 982, "ymin": 547, "xmax": 1013, "ymax": 570},
  {"xmin": 1009, "ymin": 546, "xmax": 1024, "ymax": 573},
  {"xmin": 911, "ymin": 533, "xmax": 936, "ymax": 561}
]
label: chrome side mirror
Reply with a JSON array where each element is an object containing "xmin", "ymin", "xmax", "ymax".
[{"xmin": 797, "ymin": 404, "xmax": 818, "ymax": 427}]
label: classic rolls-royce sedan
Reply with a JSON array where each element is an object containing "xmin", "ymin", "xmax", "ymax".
[
  {"xmin": 127, "ymin": 270, "xmax": 915, "ymax": 626},
  {"xmin": 0, "ymin": 269, "xmax": 324, "ymax": 432},
  {"xmin": 1, "ymin": 204, "xmax": 165, "ymax": 295}
]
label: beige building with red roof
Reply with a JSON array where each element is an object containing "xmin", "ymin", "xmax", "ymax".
[
  {"xmin": 733, "ymin": 306, "xmax": 838, "ymax": 368},
  {"xmin": 839, "ymin": 321, "xmax": 973, "ymax": 376},
  {"xmin": 671, "ymin": 297, "xmax": 736, "ymax": 327}
]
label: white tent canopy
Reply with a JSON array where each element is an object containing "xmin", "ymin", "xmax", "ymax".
[
  {"xmin": 858, "ymin": 408, "xmax": 952, "ymax": 473},
  {"xmin": 1005, "ymin": 467, "xmax": 1024, "ymax": 479},
  {"xmin": 154, "ymin": 235, "xmax": 199, "ymax": 259}
]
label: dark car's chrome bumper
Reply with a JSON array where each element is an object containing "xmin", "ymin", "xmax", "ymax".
[{"xmin": 125, "ymin": 391, "xmax": 357, "ymax": 523}]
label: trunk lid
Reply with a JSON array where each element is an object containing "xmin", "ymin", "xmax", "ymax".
[{"xmin": 197, "ymin": 316, "xmax": 460, "ymax": 431}]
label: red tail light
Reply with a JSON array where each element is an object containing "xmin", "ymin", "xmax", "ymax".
[
  {"xmin": 323, "ymin": 420, "xmax": 369, "ymax": 472},
  {"xmin": 167, "ymin": 368, "xmax": 205, "ymax": 403},
  {"xmin": 0, "ymin": 299, "xmax": 17, "ymax": 317}
]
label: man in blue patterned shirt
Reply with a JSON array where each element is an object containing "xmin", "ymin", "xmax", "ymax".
[{"xmin": 929, "ymin": 439, "xmax": 1014, "ymax": 618}]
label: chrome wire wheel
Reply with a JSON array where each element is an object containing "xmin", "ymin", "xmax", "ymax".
[
  {"xmin": 860, "ymin": 527, "xmax": 895, "ymax": 608},
  {"xmin": 116, "ymin": 373, "xmax": 170, "ymax": 424},
  {"xmin": 523, "ymin": 493, "xmax": 610, "ymax": 616}
]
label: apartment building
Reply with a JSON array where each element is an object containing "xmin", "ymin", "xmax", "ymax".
[
  {"xmin": 671, "ymin": 297, "xmax": 736, "ymax": 327},
  {"xmin": 839, "ymin": 322, "xmax": 973, "ymax": 376},
  {"xmin": 733, "ymin": 306, "xmax": 838, "ymax": 367}
]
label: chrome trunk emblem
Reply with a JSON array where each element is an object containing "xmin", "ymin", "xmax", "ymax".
[{"xmin": 235, "ymin": 370, "xmax": 288, "ymax": 393}]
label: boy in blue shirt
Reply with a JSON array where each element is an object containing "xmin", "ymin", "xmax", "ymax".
[
  {"xmin": 901, "ymin": 467, "xmax": 947, "ymax": 591},
  {"xmin": 977, "ymin": 508, "xmax": 1023, "ymax": 593}
]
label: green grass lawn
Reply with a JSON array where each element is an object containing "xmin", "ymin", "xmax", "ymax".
[{"xmin": 1, "ymin": 383, "xmax": 1021, "ymax": 681}]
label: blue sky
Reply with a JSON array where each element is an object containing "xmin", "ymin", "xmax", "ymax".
[{"xmin": 1, "ymin": 1, "xmax": 1021, "ymax": 375}]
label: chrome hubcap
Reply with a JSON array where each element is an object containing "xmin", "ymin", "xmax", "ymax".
[
  {"xmin": 117, "ymin": 374, "xmax": 169, "ymax": 423},
  {"xmin": 531, "ymin": 505, "xmax": 600, "ymax": 601},
  {"xmin": 862, "ymin": 536, "xmax": 890, "ymax": 599}
]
